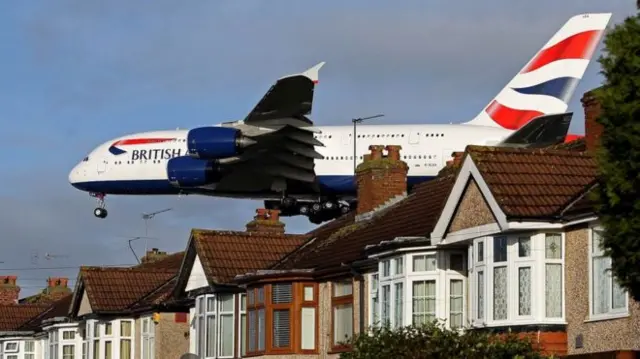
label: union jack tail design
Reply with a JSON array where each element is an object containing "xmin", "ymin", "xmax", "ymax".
[{"xmin": 465, "ymin": 13, "xmax": 612, "ymax": 130}]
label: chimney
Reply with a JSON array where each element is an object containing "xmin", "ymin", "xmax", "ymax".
[
  {"xmin": 141, "ymin": 248, "xmax": 168, "ymax": 264},
  {"xmin": 246, "ymin": 208, "xmax": 285, "ymax": 234},
  {"xmin": 355, "ymin": 145, "xmax": 409, "ymax": 217},
  {"xmin": 43, "ymin": 277, "xmax": 71, "ymax": 301},
  {"xmin": 581, "ymin": 88, "xmax": 604, "ymax": 153},
  {"xmin": 0, "ymin": 276, "xmax": 20, "ymax": 304}
]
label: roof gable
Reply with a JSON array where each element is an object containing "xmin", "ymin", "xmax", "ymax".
[
  {"xmin": 448, "ymin": 177, "xmax": 497, "ymax": 233},
  {"xmin": 185, "ymin": 254, "xmax": 208, "ymax": 292}
]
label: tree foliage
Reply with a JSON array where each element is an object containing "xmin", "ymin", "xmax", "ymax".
[
  {"xmin": 593, "ymin": 10, "xmax": 640, "ymax": 301},
  {"xmin": 338, "ymin": 322, "xmax": 556, "ymax": 359}
]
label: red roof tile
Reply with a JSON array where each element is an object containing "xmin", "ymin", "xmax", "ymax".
[
  {"xmin": 0, "ymin": 304, "xmax": 49, "ymax": 331},
  {"xmin": 191, "ymin": 230, "xmax": 308, "ymax": 284},
  {"xmin": 466, "ymin": 146, "xmax": 597, "ymax": 219},
  {"xmin": 273, "ymin": 174, "xmax": 456, "ymax": 272}
]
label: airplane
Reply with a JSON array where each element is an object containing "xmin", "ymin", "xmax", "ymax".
[{"xmin": 69, "ymin": 12, "xmax": 612, "ymax": 224}]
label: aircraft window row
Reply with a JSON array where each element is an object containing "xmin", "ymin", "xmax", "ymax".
[
  {"xmin": 322, "ymin": 155, "xmax": 437, "ymax": 160},
  {"xmin": 112, "ymin": 160, "xmax": 166, "ymax": 165},
  {"xmin": 314, "ymin": 133, "xmax": 446, "ymax": 139}
]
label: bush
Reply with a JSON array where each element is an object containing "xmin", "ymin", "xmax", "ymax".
[{"xmin": 339, "ymin": 321, "xmax": 556, "ymax": 359}]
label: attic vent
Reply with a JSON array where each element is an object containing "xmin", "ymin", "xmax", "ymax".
[{"xmin": 271, "ymin": 283, "xmax": 292, "ymax": 304}]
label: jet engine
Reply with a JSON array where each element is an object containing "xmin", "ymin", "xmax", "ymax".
[
  {"xmin": 186, "ymin": 126, "xmax": 255, "ymax": 159},
  {"xmin": 166, "ymin": 156, "xmax": 226, "ymax": 187}
]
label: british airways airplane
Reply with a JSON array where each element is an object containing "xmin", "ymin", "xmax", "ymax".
[{"xmin": 69, "ymin": 13, "xmax": 611, "ymax": 224}]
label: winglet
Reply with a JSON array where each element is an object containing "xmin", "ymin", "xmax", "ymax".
[{"xmin": 301, "ymin": 62, "xmax": 325, "ymax": 84}]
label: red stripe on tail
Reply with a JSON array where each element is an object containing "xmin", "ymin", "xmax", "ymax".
[
  {"xmin": 485, "ymin": 100, "xmax": 544, "ymax": 130},
  {"xmin": 521, "ymin": 30, "xmax": 601, "ymax": 74}
]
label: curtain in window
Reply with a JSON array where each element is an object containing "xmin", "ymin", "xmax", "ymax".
[
  {"xmin": 545, "ymin": 264, "xmax": 562, "ymax": 317},
  {"xmin": 381, "ymin": 285, "xmax": 391, "ymax": 325},
  {"xmin": 120, "ymin": 339, "xmax": 131, "ymax": 359},
  {"xmin": 477, "ymin": 271, "xmax": 484, "ymax": 320},
  {"xmin": 518, "ymin": 267, "xmax": 532, "ymax": 316},
  {"xmin": 206, "ymin": 315, "xmax": 216, "ymax": 357},
  {"xmin": 493, "ymin": 266, "xmax": 508, "ymax": 320},
  {"xmin": 394, "ymin": 283, "xmax": 403, "ymax": 328},
  {"xmin": 333, "ymin": 303, "xmax": 353, "ymax": 344},
  {"xmin": 104, "ymin": 341, "xmax": 112, "ymax": 359},
  {"xmin": 257, "ymin": 308, "xmax": 265, "ymax": 351},
  {"xmin": 62, "ymin": 345, "xmax": 74, "ymax": 359},
  {"xmin": 219, "ymin": 294, "xmax": 234, "ymax": 356},
  {"xmin": 248, "ymin": 311, "xmax": 256, "ymax": 352},
  {"xmin": 449, "ymin": 280, "xmax": 463, "ymax": 328},
  {"xmin": 92, "ymin": 340, "xmax": 99, "ymax": 359},
  {"xmin": 412, "ymin": 280, "xmax": 436, "ymax": 325}
]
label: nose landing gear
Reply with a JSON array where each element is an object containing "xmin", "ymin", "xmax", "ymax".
[{"xmin": 90, "ymin": 192, "xmax": 108, "ymax": 219}]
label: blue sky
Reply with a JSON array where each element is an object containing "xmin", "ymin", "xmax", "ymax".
[{"xmin": 0, "ymin": 0, "xmax": 635, "ymax": 296}]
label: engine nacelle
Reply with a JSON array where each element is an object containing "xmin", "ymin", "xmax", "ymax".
[
  {"xmin": 186, "ymin": 126, "xmax": 254, "ymax": 159},
  {"xmin": 166, "ymin": 156, "xmax": 225, "ymax": 187}
]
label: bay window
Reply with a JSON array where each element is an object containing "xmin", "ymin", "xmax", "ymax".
[
  {"xmin": 49, "ymin": 331, "xmax": 59, "ymax": 359},
  {"xmin": 332, "ymin": 280, "xmax": 353, "ymax": 349},
  {"xmin": 369, "ymin": 273, "xmax": 379, "ymax": 327},
  {"xmin": 25, "ymin": 341, "xmax": 35, "ymax": 359},
  {"xmin": 245, "ymin": 282, "xmax": 318, "ymax": 355},
  {"xmin": 81, "ymin": 319, "xmax": 133, "ymax": 359},
  {"xmin": 61, "ymin": 330, "xmax": 76, "ymax": 359},
  {"xmin": 589, "ymin": 227, "xmax": 628, "ymax": 319},
  {"xmin": 3, "ymin": 342, "xmax": 18, "ymax": 359},
  {"xmin": 194, "ymin": 293, "xmax": 236, "ymax": 358},
  {"xmin": 472, "ymin": 232, "xmax": 564, "ymax": 326},
  {"xmin": 141, "ymin": 317, "xmax": 155, "ymax": 359}
]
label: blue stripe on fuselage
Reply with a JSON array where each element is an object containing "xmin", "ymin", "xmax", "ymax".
[{"xmin": 71, "ymin": 175, "xmax": 435, "ymax": 196}]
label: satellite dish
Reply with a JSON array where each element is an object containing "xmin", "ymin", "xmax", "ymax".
[{"xmin": 179, "ymin": 354, "xmax": 199, "ymax": 359}]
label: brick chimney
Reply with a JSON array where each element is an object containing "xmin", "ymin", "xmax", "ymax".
[
  {"xmin": 581, "ymin": 88, "xmax": 604, "ymax": 153},
  {"xmin": 246, "ymin": 208, "xmax": 285, "ymax": 234},
  {"xmin": 355, "ymin": 145, "xmax": 409, "ymax": 218},
  {"xmin": 0, "ymin": 276, "xmax": 20, "ymax": 304},
  {"xmin": 141, "ymin": 248, "xmax": 168, "ymax": 264},
  {"xmin": 43, "ymin": 277, "xmax": 71, "ymax": 301}
]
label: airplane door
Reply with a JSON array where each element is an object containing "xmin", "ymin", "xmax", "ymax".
[
  {"xmin": 409, "ymin": 131, "xmax": 421, "ymax": 144},
  {"xmin": 97, "ymin": 158, "xmax": 108, "ymax": 174}
]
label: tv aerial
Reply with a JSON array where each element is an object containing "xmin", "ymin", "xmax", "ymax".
[
  {"xmin": 115, "ymin": 235, "xmax": 160, "ymax": 264},
  {"xmin": 140, "ymin": 207, "xmax": 173, "ymax": 252}
]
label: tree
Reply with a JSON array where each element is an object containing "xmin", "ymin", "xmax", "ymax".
[
  {"xmin": 338, "ymin": 322, "xmax": 556, "ymax": 359},
  {"xmin": 593, "ymin": 9, "xmax": 640, "ymax": 301}
]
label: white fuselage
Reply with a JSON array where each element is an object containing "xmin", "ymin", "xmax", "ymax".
[{"xmin": 68, "ymin": 123, "xmax": 511, "ymax": 201}]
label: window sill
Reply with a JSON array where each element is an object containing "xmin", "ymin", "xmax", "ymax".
[
  {"xmin": 328, "ymin": 345, "xmax": 352, "ymax": 354},
  {"xmin": 584, "ymin": 312, "xmax": 630, "ymax": 323}
]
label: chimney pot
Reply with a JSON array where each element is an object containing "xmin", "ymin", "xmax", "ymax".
[
  {"xmin": 368, "ymin": 145, "xmax": 385, "ymax": 160},
  {"xmin": 385, "ymin": 145, "xmax": 402, "ymax": 161},
  {"xmin": 246, "ymin": 208, "xmax": 285, "ymax": 234}
]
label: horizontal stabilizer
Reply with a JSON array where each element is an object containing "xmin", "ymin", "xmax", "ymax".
[{"xmin": 499, "ymin": 112, "xmax": 573, "ymax": 148}]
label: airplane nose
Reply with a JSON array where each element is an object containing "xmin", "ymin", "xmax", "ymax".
[{"xmin": 68, "ymin": 164, "xmax": 83, "ymax": 189}]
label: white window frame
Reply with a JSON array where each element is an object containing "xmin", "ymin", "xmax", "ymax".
[
  {"xmin": 24, "ymin": 340, "xmax": 35, "ymax": 359},
  {"xmin": 3, "ymin": 342, "xmax": 18, "ymax": 354},
  {"xmin": 141, "ymin": 316, "xmax": 155, "ymax": 359},
  {"xmin": 368, "ymin": 272, "xmax": 379, "ymax": 329},
  {"xmin": 194, "ymin": 293, "xmax": 237, "ymax": 359},
  {"xmin": 49, "ymin": 330, "xmax": 59, "ymax": 359},
  {"xmin": 82, "ymin": 319, "xmax": 135, "ymax": 359},
  {"xmin": 588, "ymin": 226, "xmax": 629, "ymax": 321},
  {"xmin": 471, "ymin": 232, "xmax": 565, "ymax": 328},
  {"xmin": 60, "ymin": 329, "xmax": 76, "ymax": 359},
  {"xmin": 238, "ymin": 293, "xmax": 246, "ymax": 358}
]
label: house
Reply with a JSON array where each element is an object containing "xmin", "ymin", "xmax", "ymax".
[
  {"xmin": 171, "ymin": 211, "xmax": 308, "ymax": 358},
  {"xmin": 67, "ymin": 248, "xmax": 190, "ymax": 359}
]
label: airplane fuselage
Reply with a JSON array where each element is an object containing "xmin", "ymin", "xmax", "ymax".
[{"xmin": 69, "ymin": 123, "xmax": 511, "ymax": 201}]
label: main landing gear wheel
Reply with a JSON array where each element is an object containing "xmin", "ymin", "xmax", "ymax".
[{"xmin": 94, "ymin": 207, "xmax": 108, "ymax": 218}]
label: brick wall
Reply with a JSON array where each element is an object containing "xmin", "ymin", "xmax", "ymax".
[
  {"xmin": 355, "ymin": 145, "xmax": 409, "ymax": 216},
  {"xmin": 246, "ymin": 208, "xmax": 286, "ymax": 234},
  {"xmin": 0, "ymin": 275, "xmax": 20, "ymax": 304},
  {"xmin": 581, "ymin": 89, "xmax": 604, "ymax": 153}
]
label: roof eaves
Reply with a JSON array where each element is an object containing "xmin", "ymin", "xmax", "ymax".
[{"xmin": 234, "ymin": 269, "xmax": 314, "ymax": 284}]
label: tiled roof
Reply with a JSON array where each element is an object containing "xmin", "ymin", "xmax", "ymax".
[
  {"xmin": 273, "ymin": 174, "xmax": 456, "ymax": 272},
  {"xmin": 21, "ymin": 294, "xmax": 73, "ymax": 331},
  {"xmin": 191, "ymin": 229, "xmax": 308, "ymax": 284},
  {"xmin": 80, "ymin": 267, "xmax": 175, "ymax": 312},
  {"xmin": 0, "ymin": 304, "xmax": 49, "ymax": 332},
  {"xmin": 136, "ymin": 251, "xmax": 184, "ymax": 271},
  {"xmin": 551, "ymin": 137, "xmax": 587, "ymax": 151},
  {"xmin": 466, "ymin": 145, "xmax": 597, "ymax": 219}
]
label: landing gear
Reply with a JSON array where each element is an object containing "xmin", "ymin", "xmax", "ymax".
[
  {"xmin": 90, "ymin": 192, "xmax": 108, "ymax": 219},
  {"xmin": 264, "ymin": 197, "xmax": 356, "ymax": 224}
]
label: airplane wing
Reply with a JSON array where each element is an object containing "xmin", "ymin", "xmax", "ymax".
[{"xmin": 241, "ymin": 62, "xmax": 325, "ymax": 128}]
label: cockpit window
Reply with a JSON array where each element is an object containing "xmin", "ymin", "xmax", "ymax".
[{"xmin": 82, "ymin": 156, "xmax": 89, "ymax": 162}]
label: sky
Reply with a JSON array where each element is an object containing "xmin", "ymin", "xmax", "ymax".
[{"xmin": 0, "ymin": 0, "xmax": 636, "ymax": 297}]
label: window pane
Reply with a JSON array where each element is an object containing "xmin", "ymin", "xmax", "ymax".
[
  {"xmin": 477, "ymin": 271, "xmax": 484, "ymax": 320},
  {"xmin": 104, "ymin": 341, "xmax": 112, "ymax": 359},
  {"xmin": 257, "ymin": 308, "xmax": 265, "ymax": 351},
  {"xmin": 207, "ymin": 297, "xmax": 215, "ymax": 312},
  {"xmin": 272, "ymin": 309, "xmax": 290, "ymax": 348},
  {"xmin": 247, "ymin": 311, "xmax": 256, "ymax": 352},
  {"xmin": 241, "ymin": 313, "xmax": 247, "ymax": 356},
  {"xmin": 382, "ymin": 260, "xmax": 390, "ymax": 276},
  {"xmin": 240, "ymin": 293, "xmax": 246, "ymax": 311},
  {"xmin": 493, "ymin": 266, "xmax": 507, "ymax": 320},
  {"xmin": 248, "ymin": 290, "xmax": 255, "ymax": 306},
  {"xmin": 394, "ymin": 282, "xmax": 403, "ymax": 328},
  {"xmin": 220, "ymin": 314, "xmax": 234, "ymax": 356},
  {"xmin": 545, "ymin": 233, "xmax": 562, "ymax": 259},
  {"xmin": 206, "ymin": 315, "xmax": 216, "ymax": 357},
  {"xmin": 518, "ymin": 237, "xmax": 531, "ymax": 257},
  {"xmin": 493, "ymin": 236, "xmax": 507, "ymax": 262},
  {"xmin": 272, "ymin": 283, "xmax": 293, "ymax": 304},
  {"xmin": 395, "ymin": 257, "xmax": 404, "ymax": 275},
  {"xmin": 219, "ymin": 294, "xmax": 234, "ymax": 312},
  {"xmin": 518, "ymin": 267, "xmax": 532, "ymax": 316},
  {"xmin": 413, "ymin": 255, "xmax": 436, "ymax": 271},
  {"xmin": 333, "ymin": 303, "xmax": 353, "ymax": 345},
  {"xmin": 120, "ymin": 321, "xmax": 132, "ymax": 337},
  {"xmin": 257, "ymin": 287, "xmax": 265, "ymax": 304},
  {"xmin": 197, "ymin": 316, "xmax": 205, "ymax": 356},
  {"xmin": 545, "ymin": 264, "xmax": 563, "ymax": 317},
  {"xmin": 333, "ymin": 281, "xmax": 353, "ymax": 297},
  {"xmin": 612, "ymin": 277, "xmax": 626, "ymax": 310},
  {"xmin": 449, "ymin": 280, "xmax": 463, "ymax": 328},
  {"xmin": 93, "ymin": 340, "xmax": 99, "ymax": 359},
  {"xmin": 304, "ymin": 286, "xmax": 314, "ymax": 301},
  {"xmin": 25, "ymin": 341, "xmax": 35, "ymax": 352},
  {"xmin": 301, "ymin": 307, "xmax": 316, "ymax": 350},
  {"xmin": 381, "ymin": 285, "xmax": 391, "ymax": 325},
  {"xmin": 120, "ymin": 340, "xmax": 131, "ymax": 359},
  {"xmin": 412, "ymin": 280, "xmax": 436, "ymax": 325},
  {"xmin": 477, "ymin": 241, "xmax": 484, "ymax": 262}
]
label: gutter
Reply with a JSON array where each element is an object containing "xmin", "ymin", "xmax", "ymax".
[
  {"xmin": 341, "ymin": 262, "xmax": 366, "ymax": 335},
  {"xmin": 42, "ymin": 317, "xmax": 70, "ymax": 325},
  {"xmin": 0, "ymin": 331, "xmax": 35, "ymax": 337}
]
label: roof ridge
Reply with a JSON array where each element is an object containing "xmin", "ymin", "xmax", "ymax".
[
  {"xmin": 466, "ymin": 145, "xmax": 593, "ymax": 158},
  {"xmin": 192, "ymin": 228, "xmax": 306, "ymax": 238}
]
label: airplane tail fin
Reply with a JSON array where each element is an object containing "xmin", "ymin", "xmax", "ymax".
[{"xmin": 464, "ymin": 13, "xmax": 612, "ymax": 130}]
